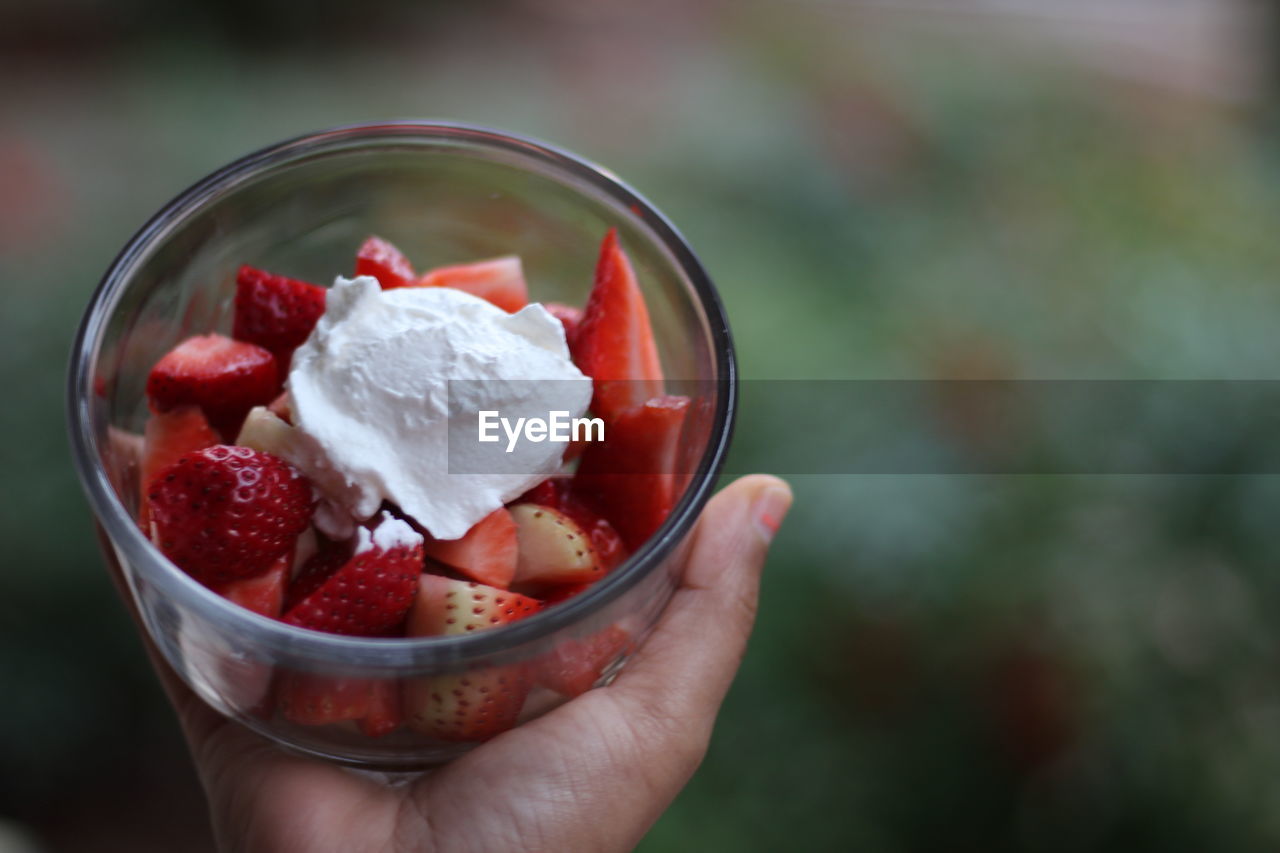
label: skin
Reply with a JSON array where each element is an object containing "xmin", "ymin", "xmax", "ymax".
[{"xmin": 104, "ymin": 474, "xmax": 792, "ymax": 853}]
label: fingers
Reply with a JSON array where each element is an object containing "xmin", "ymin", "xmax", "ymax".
[{"xmin": 608, "ymin": 474, "xmax": 793, "ymax": 744}]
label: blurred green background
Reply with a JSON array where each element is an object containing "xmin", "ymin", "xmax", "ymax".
[{"xmin": 7, "ymin": 0, "xmax": 1280, "ymax": 850}]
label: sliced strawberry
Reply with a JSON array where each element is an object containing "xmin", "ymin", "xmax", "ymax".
[
  {"xmin": 232, "ymin": 265, "xmax": 326, "ymax": 371},
  {"xmin": 360, "ymin": 679, "xmax": 403, "ymax": 738},
  {"xmin": 139, "ymin": 406, "xmax": 219, "ymax": 526},
  {"xmin": 146, "ymin": 334, "xmax": 280, "ymax": 439},
  {"xmin": 356, "ymin": 236, "xmax": 416, "ymax": 289},
  {"xmin": 537, "ymin": 581, "xmax": 593, "ymax": 606},
  {"xmin": 148, "ymin": 445, "xmax": 313, "ymax": 587},
  {"xmin": 422, "ymin": 508, "xmax": 518, "ymax": 589},
  {"xmin": 543, "ymin": 302, "xmax": 582, "ymax": 346},
  {"xmin": 277, "ymin": 673, "xmax": 376, "ymax": 726},
  {"xmin": 219, "ymin": 553, "xmax": 289, "ymax": 618},
  {"xmin": 417, "ymin": 256, "xmax": 529, "ymax": 313},
  {"xmin": 536, "ymin": 625, "xmax": 634, "ymax": 698},
  {"xmin": 282, "ymin": 514, "xmax": 423, "ymax": 636},
  {"xmin": 570, "ymin": 229, "xmax": 664, "ymax": 423},
  {"xmin": 509, "ymin": 504, "xmax": 604, "ymax": 585},
  {"xmin": 575, "ymin": 395, "xmax": 690, "ymax": 550},
  {"xmin": 516, "ymin": 478, "xmax": 627, "ymax": 571},
  {"xmin": 403, "ymin": 574, "xmax": 541, "ymax": 741}
]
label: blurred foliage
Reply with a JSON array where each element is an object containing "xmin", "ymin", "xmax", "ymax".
[{"xmin": 6, "ymin": 1, "xmax": 1280, "ymax": 850}]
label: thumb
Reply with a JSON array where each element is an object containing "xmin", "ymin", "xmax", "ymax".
[{"xmin": 608, "ymin": 474, "xmax": 793, "ymax": 732}]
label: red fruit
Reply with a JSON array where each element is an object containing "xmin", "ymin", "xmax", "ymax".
[
  {"xmin": 570, "ymin": 229, "xmax": 664, "ymax": 423},
  {"xmin": 146, "ymin": 334, "xmax": 280, "ymax": 439},
  {"xmin": 543, "ymin": 302, "xmax": 582, "ymax": 346},
  {"xmin": 575, "ymin": 395, "xmax": 690, "ymax": 550},
  {"xmin": 232, "ymin": 265, "xmax": 326, "ymax": 370},
  {"xmin": 537, "ymin": 625, "xmax": 634, "ymax": 697},
  {"xmin": 356, "ymin": 236, "xmax": 416, "ymax": 289},
  {"xmin": 517, "ymin": 478, "xmax": 627, "ymax": 571},
  {"xmin": 282, "ymin": 517, "xmax": 423, "ymax": 636},
  {"xmin": 538, "ymin": 582, "xmax": 593, "ymax": 606},
  {"xmin": 277, "ymin": 673, "xmax": 376, "ymax": 726},
  {"xmin": 148, "ymin": 445, "xmax": 313, "ymax": 587},
  {"xmin": 139, "ymin": 406, "xmax": 219, "ymax": 526},
  {"xmin": 219, "ymin": 553, "xmax": 289, "ymax": 618},
  {"xmin": 417, "ymin": 256, "xmax": 529, "ymax": 313},
  {"xmin": 403, "ymin": 574, "xmax": 541, "ymax": 740},
  {"xmin": 267, "ymin": 390, "xmax": 292, "ymax": 424},
  {"xmin": 361, "ymin": 679, "xmax": 403, "ymax": 738},
  {"xmin": 509, "ymin": 504, "xmax": 605, "ymax": 585},
  {"xmin": 422, "ymin": 508, "xmax": 518, "ymax": 589}
]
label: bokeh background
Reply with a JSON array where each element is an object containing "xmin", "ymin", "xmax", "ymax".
[{"xmin": 7, "ymin": 0, "xmax": 1280, "ymax": 850}]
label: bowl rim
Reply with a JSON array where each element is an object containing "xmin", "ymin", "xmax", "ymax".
[{"xmin": 67, "ymin": 120, "xmax": 737, "ymax": 667}]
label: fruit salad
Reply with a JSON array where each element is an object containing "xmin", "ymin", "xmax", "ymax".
[{"xmin": 137, "ymin": 230, "xmax": 688, "ymax": 741}]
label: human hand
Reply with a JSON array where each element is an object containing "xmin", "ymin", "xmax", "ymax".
[{"xmin": 104, "ymin": 474, "xmax": 792, "ymax": 853}]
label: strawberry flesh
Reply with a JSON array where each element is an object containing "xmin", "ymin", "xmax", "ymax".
[
  {"xmin": 139, "ymin": 405, "xmax": 219, "ymax": 527},
  {"xmin": 146, "ymin": 334, "xmax": 280, "ymax": 439},
  {"xmin": 575, "ymin": 395, "xmax": 690, "ymax": 550},
  {"xmin": 421, "ymin": 508, "xmax": 518, "ymax": 589},
  {"xmin": 570, "ymin": 229, "xmax": 664, "ymax": 423},
  {"xmin": 356, "ymin": 236, "xmax": 416, "ymax": 289},
  {"xmin": 232, "ymin": 265, "xmax": 326, "ymax": 371},
  {"xmin": 148, "ymin": 445, "xmax": 313, "ymax": 587},
  {"xmin": 536, "ymin": 625, "xmax": 634, "ymax": 697},
  {"xmin": 218, "ymin": 553, "xmax": 289, "ymax": 618},
  {"xmin": 518, "ymin": 478, "xmax": 627, "ymax": 571},
  {"xmin": 416, "ymin": 256, "xmax": 529, "ymax": 313},
  {"xmin": 544, "ymin": 301, "xmax": 582, "ymax": 346}
]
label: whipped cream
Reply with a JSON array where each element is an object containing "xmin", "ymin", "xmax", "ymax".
[
  {"xmin": 284, "ymin": 276, "xmax": 591, "ymax": 540},
  {"xmin": 355, "ymin": 512, "xmax": 424, "ymax": 554}
]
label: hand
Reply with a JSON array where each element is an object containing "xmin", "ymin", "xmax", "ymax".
[{"xmin": 104, "ymin": 474, "xmax": 792, "ymax": 853}]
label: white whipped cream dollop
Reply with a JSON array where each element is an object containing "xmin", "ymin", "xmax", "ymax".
[{"xmin": 285, "ymin": 276, "xmax": 591, "ymax": 540}]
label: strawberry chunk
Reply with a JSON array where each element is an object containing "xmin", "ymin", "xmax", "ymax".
[
  {"xmin": 570, "ymin": 229, "xmax": 664, "ymax": 423},
  {"xmin": 139, "ymin": 406, "xmax": 219, "ymax": 526},
  {"xmin": 417, "ymin": 256, "xmax": 529, "ymax": 313},
  {"xmin": 232, "ymin": 266, "xmax": 326, "ymax": 371},
  {"xmin": 575, "ymin": 395, "xmax": 690, "ymax": 550},
  {"xmin": 536, "ymin": 625, "xmax": 634, "ymax": 697},
  {"xmin": 544, "ymin": 301, "xmax": 582, "ymax": 346},
  {"xmin": 404, "ymin": 574, "xmax": 542, "ymax": 741},
  {"xmin": 148, "ymin": 445, "xmax": 313, "ymax": 587},
  {"xmin": 515, "ymin": 478, "xmax": 626, "ymax": 572},
  {"xmin": 282, "ymin": 514, "xmax": 423, "ymax": 636},
  {"xmin": 219, "ymin": 553, "xmax": 289, "ymax": 618},
  {"xmin": 422, "ymin": 508, "xmax": 518, "ymax": 589},
  {"xmin": 146, "ymin": 334, "xmax": 280, "ymax": 439},
  {"xmin": 510, "ymin": 504, "xmax": 605, "ymax": 585},
  {"xmin": 277, "ymin": 673, "xmax": 377, "ymax": 726},
  {"xmin": 356, "ymin": 236, "xmax": 416, "ymax": 289},
  {"xmin": 360, "ymin": 679, "xmax": 403, "ymax": 738}
]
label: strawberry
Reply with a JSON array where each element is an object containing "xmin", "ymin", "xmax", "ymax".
[
  {"xmin": 148, "ymin": 445, "xmax": 313, "ymax": 587},
  {"xmin": 146, "ymin": 334, "xmax": 280, "ymax": 439},
  {"xmin": 517, "ymin": 478, "xmax": 626, "ymax": 571},
  {"xmin": 267, "ymin": 391, "xmax": 292, "ymax": 423},
  {"xmin": 219, "ymin": 553, "xmax": 289, "ymax": 618},
  {"xmin": 536, "ymin": 625, "xmax": 634, "ymax": 697},
  {"xmin": 282, "ymin": 515, "xmax": 423, "ymax": 636},
  {"xmin": 570, "ymin": 229, "xmax": 664, "ymax": 423},
  {"xmin": 139, "ymin": 405, "xmax": 219, "ymax": 526},
  {"xmin": 356, "ymin": 236, "xmax": 416, "ymax": 289},
  {"xmin": 360, "ymin": 679, "xmax": 403, "ymax": 738},
  {"xmin": 416, "ymin": 256, "xmax": 529, "ymax": 313},
  {"xmin": 543, "ymin": 302, "xmax": 582, "ymax": 346},
  {"xmin": 403, "ymin": 574, "xmax": 541, "ymax": 741},
  {"xmin": 575, "ymin": 395, "xmax": 690, "ymax": 550},
  {"xmin": 277, "ymin": 673, "xmax": 377, "ymax": 726},
  {"xmin": 421, "ymin": 508, "xmax": 518, "ymax": 589},
  {"xmin": 509, "ymin": 504, "xmax": 605, "ymax": 585},
  {"xmin": 232, "ymin": 265, "xmax": 326, "ymax": 371}
]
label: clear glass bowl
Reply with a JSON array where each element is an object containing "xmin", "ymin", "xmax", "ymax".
[{"xmin": 66, "ymin": 121, "xmax": 737, "ymax": 768}]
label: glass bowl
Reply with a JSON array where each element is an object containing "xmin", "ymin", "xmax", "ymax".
[{"xmin": 66, "ymin": 121, "xmax": 736, "ymax": 768}]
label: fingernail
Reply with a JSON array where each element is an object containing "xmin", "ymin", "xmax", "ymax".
[{"xmin": 753, "ymin": 483, "xmax": 792, "ymax": 543}]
